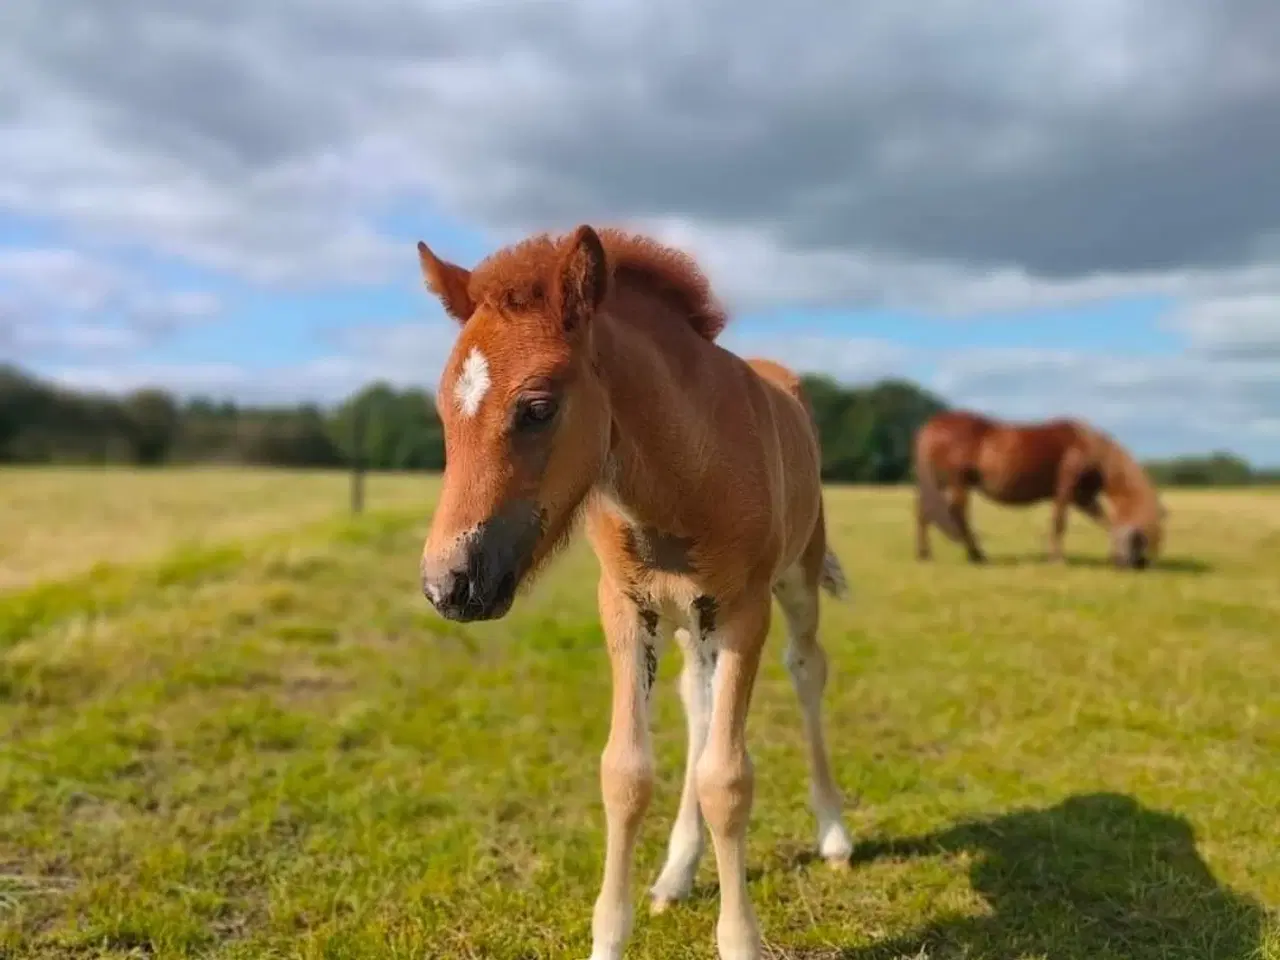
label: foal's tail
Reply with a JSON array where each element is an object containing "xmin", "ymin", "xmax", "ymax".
[{"xmin": 914, "ymin": 431, "xmax": 964, "ymax": 543}]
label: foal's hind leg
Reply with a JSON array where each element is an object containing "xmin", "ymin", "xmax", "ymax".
[
  {"xmin": 650, "ymin": 625, "xmax": 713, "ymax": 912},
  {"xmin": 773, "ymin": 563, "xmax": 854, "ymax": 866},
  {"xmin": 696, "ymin": 595, "xmax": 770, "ymax": 959}
]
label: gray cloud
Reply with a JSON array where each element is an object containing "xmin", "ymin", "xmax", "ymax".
[
  {"xmin": 5, "ymin": 0, "xmax": 1280, "ymax": 456},
  {"xmin": 5, "ymin": 0, "xmax": 1280, "ymax": 305}
]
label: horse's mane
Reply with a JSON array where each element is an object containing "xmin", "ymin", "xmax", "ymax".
[
  {"xmin": 1073, "ymin": 420, "xmax": 1165, "ymax": 521},
  {"xmin": 467, "ymin": 228, "xmax": 728, "ymax": 342}
]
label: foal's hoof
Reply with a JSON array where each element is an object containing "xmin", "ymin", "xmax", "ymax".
[
  {"xmin": 649, "ymin": 896, "xmax": 676, "ymax": 916},
  {"xmin": 717, "ymin": 933, "xmax": 763, "ymax": 960},
  {"xmin": 649, "ymin": 883, "xmax": 691, "ymax": 915},
  {"xmin": 649, "ymin": 865, "xmax": 697, "ymax": 914},
  {"xmin": 818, "ymin": 822, "xmax": 854, "ymax": 868}
]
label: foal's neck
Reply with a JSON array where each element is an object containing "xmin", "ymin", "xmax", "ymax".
[{"xmin": 591, "ymin": 291, "xmax": 728, "ymax": 529}]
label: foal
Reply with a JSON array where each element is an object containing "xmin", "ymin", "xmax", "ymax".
[{"xmin": 417, "ymin": 225, "xmax": 855, "ymax": 959}]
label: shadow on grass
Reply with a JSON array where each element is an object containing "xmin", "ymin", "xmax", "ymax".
[
  {"xmin": 974, "ymin": 553, "xmax": 1214, "ymax": 574},
  {"xmin": 839, "ymin": 792, "xmax": 1267, "ymax": 960}
]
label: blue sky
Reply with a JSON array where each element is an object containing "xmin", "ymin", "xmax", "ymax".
[{"xmin": 3, "ymin": 2, "xmax": 1279, "ymax": 464}]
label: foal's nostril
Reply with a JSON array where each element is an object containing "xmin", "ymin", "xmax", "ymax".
[
  {"xmin": 446, "ymin": 571, "xmax": 473, "ymax": 611},
  {"xmin": 423, "ymin": 569, "xmax": 471, "ymax": 612},
  {"xmin": 422, "ymin": 578, "xmax": 442, "ymax": 606}
]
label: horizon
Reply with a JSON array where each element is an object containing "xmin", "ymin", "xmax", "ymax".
[
  {"xmin": 7, "ymin": 360, "xmax": 1272, "ymax": 471},
  {"xmin": 3, "ymin": 3, "xmax": 1278, "ymax": 465}
]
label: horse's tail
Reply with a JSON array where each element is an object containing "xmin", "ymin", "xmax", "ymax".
[
  {"xmin": 819, "ymin": 546, "xmax": 850, "ymax": 600},
  {"xmin": 914, "ymin": 425, "xmax": 965, "ymax": 543}
]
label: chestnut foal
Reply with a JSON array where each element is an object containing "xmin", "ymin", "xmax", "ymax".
[{"xmin": 417, "ymin": 225, "xmax": 855, "ymax": 959}]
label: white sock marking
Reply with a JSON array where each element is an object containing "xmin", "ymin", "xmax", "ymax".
[{"xmin": 453, "ymin": 348, "xmax": 491, "ymax": 417}]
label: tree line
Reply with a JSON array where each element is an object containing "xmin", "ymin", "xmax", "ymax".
[{"xmin": 0, "ymin": 364, "xmax": 1274, "ymax": 486}]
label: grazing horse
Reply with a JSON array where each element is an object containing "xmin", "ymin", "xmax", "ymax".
[
  {"xmin": 416, "ymin": 225, "xmax": 855, "ymax": 960},
  {"xmin": 913, "ymin": 409, "xmax": 1167, "ymax": 569}
]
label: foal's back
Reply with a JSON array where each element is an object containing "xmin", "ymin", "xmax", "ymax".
[{"xmin": 740, "ymin": 357, "xmax": 826, "ymax": 573}]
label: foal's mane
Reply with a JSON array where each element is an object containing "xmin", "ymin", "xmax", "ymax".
[{"xmin": 468, "ymin": 228, "xmax": 728, "ymax": 342}]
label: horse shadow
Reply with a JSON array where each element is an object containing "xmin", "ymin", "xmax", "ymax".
[
  {"xmin": 832, "ymin": 792, "xmax": 1267, "ymax": 960},
  {"xmin": 980, "ymin": 553, "xmax": 1213, "ymax": 574}
]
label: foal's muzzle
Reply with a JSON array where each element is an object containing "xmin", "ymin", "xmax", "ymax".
[
  {"xmin": 422, "ymin": 563, "xmax": 519, "ymax": 622},
  {"xmin": 420, "ymin": 501, "xmax": 543, "ymax": 622}
]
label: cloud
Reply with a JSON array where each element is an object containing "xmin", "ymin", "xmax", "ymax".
[
  {"xmin": 933, "ymin": 346, "xmax": 1280, "ymax": 458},
  {"xmin": 720, "ymin": 330, "xmax": 913, "ymax": 383},
  {"xmin": 4, "ymin": 0, "xmax": 1280, "ymax": 310},
  {"xmin": 1165, "ymin": 294, "xmax": 1280, "ymax": 360},
  {"xmin": 7, "ymin": 0, "xmax": 1280, "ymax": 461},
  {"xmin": 48, "ymin": 318, "xmax": 460, "ymax": 403},
  {"xmin": 0, "ymin": 246, "xmax": 220, "ymax": 356},
  {"xmin": 44, "ymin": 358, "xmax": 370, "ymax": 405},
  {"xmin": 0, "ymin": 248, "xmax": 123, "ymax": 313}
]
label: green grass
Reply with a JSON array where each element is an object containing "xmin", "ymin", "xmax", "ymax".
[
  {"xmin": 1, "ymin": 468, "xmax": 1277, "ymax": 959},
  {"xmin": 0, "ymin": 467, "xmax": 432, "ymax": 590}
]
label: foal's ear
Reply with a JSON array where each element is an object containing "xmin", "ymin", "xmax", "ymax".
[
  {"xmin": 555, "ymin": 224, "xmax": 608, "ymax": 334},
  {"xmin": 417, "ymin": 240, "xmax": 474, "ymax": 325}
]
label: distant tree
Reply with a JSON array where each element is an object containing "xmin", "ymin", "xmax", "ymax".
[
  {"xmin": 801, "ymin": 374, "xmax": 948, "ymax": 483},
  {"xmin": 123, "ymin": 389, "xmax": 180, "ymax": 464},
  {"xmin": 0, "ymin": 363, "xmax": 1271, "ymax": 485},
  {"xmin": 1144, "ymin": 451, "xmax": 1260, "ymax": 487},
  {"xmin": 330, "ymin": 383, "xmax": 445, "ymax": 470}
]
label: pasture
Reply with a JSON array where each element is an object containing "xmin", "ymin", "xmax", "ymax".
[{"xmin": 1, "ymin": 467, "xmax": 1277, "ymax": 959}]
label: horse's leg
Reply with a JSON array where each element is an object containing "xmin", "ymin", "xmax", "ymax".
[
  {"xmin": 947, "ymin": 485, "xmax": 986, "ymax": 563},
  {"xmin": 773, "ymin": 562, "xmax": 854, "ymax": 867},
  {"xmin": 586, "ymin": 580, "xmax": 657, "ymax": 960},
  {"xmin": 1050, "ymin": 449, "xmax": 1092, "ymax": 563},
  {"xmin": 915, "ymin": 487, "xmax": 932, "ymax": 561},
  {"xmin": 649, "ymin": 625, "xmax": 712, "ymax": 912},
  {"xmin": 1049, "ymin": 489, "xmax": 1071, "ymax": 563},
  {"xmin": 697, "ymin": 594, "xmax": 769, "ymax": 960}
]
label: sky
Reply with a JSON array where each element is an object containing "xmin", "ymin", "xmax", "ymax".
[{"xmin": 2, "ymin": 1, "xmax": 1279, "ymax": 464}]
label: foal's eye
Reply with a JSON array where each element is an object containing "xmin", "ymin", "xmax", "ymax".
[{"xmin": 515, "ymin": 396, "xmax": 558, "ymax": 431}]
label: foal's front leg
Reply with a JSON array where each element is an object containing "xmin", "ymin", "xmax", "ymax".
[
  {"xmin": 696, "ymin": 594, "xmax": 769, "ymax": 960},
  {"xmin": 587, "ymin": 581, "xmax": 658, "ymax": 960}
]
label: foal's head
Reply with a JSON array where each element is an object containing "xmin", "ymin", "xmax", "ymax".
[{"xmin": 417, "ymin": 225, "xmax": 613, "ymax": 621}]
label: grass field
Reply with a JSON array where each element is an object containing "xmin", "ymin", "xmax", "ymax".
[{"xmin": 1, "ymin": 468, "xmax": 1277, "ymax": 959}]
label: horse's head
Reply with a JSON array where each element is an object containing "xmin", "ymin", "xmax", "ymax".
[
  {"xmin": 1111, "ymin": 501, "xmax": 1167, "ymax": 570},
  {"xmin": 416, "ymin": 225, "xmax": 613, "ymax": 622}
]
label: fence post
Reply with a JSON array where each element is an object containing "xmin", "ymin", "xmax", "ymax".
[{"xmin": 350, "ymin": 400, "xmax": 366, "ymax": 514}]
